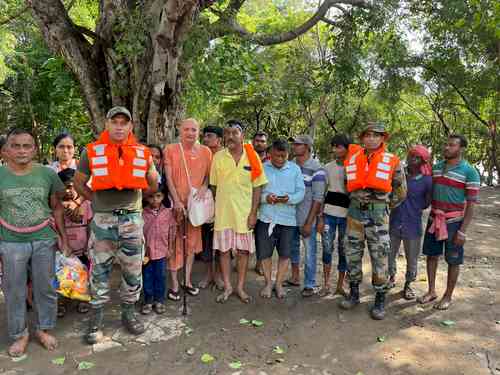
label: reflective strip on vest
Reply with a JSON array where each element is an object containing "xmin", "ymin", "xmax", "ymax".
[
  {"xmin": 133, "ymin": 158, "xmax": 147, "ymax": 167},
  {"xmin": 377, "ymin": 162, "xmax": 392, "ymax": 171},
  {"xmin": 347, "ymin": 173, "xmax": 356, "ymax": 181},
  {"xmin": 93, "ymin": 144, "xmax": 106, "ymax": 156},
  {"xmin": 382, "ymin": 153, "xmax": 392, "ymax": 163},
  {"xmin": 346, "ymin": 164, "xmax": 357, "ymax": 172},
  {"xmin": 92, "ymin": 156, "xmax": 108, "ymax": 165},
  {"xmin": 135, "ymin": 148, "xmax": 145, "ymax": 158},
  {"xmin": 375, "ymin": 171, "xmax": 390, "ymax": 180},
  {"xmin": 133, "ymin": 169, "xmax": 146, "ymax": 178},
  {"xmin": 93, "ymin": 167, "xmax": 108, "ymax": 177}
]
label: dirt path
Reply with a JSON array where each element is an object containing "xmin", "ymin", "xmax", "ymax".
[{"xmin": 1, "ymin": 188, "xmax": 499, "ymax": 375}]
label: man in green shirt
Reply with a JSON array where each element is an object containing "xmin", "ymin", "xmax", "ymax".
[{"xmin": 0, "ymin": 128, "xmax": 70, "ymax": 357}]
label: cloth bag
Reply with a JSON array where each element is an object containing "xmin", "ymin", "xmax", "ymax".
[{"xmin": 179, "ymin": 144, "xmax": 215, "ymax": 227}]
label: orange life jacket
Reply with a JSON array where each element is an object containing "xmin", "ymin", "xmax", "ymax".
[
  {"xmin": 344, "ymin": 144, "xmax": 399, "ymax": 193},
  {"xmin": 243, "ymin": 143, "xmax": 263, "ymax": 182},
  {"xmin": 87, "ymin": 131, "xmax": 151, "ymax": 191}
]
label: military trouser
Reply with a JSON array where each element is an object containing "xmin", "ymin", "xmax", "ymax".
[
  {"xmin": 345, "ymin": 203, "xmax": 389, "ymax": 292},
  {"xmin": 88, "ymin": 212, "xmax": 144, "ymax": 308}
]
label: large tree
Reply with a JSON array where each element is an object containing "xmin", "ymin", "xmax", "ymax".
[{"xmin": 23, "ymin": 0, "xmax": 372, "ymax": 143}]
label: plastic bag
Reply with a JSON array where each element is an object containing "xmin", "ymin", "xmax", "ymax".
[{"xmin": 53, "ymin": 252, "xmax": 90, "ymax": 301}]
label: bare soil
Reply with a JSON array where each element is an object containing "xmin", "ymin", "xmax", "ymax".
[{"xmin": 1, "ymin": 187, "xmax": 499, "ymax": 375}]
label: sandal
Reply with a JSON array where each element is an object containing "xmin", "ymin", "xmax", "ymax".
[
  {"xmin": 141, "ymin": 303, "xmax": 153, "ymax": 315},
  {"xmin": 301, "ymin": 287, "xmax": 316, "ymax": 298},
  {"xmin": 77, "ymin": 302, "xmax": 90, "ymax": 314},
  {"xmin": 433, "ymin": 299, "xmax": 452, "ymax": 310},
  {"xmin": 403, "ymin": 283, "xmax": 416, "ymax": 300},
  {"xmin": 183, "ymin": 285, "xmax": 200, "ymax": 296},
  {"xmin": 283, "ymin": 279, "xmax": 300, "ymax": 287},
  {"xmin": 417, "ymin": 293, "xmax": 437, "ymax": 305},
  {"xmin": 167, "ymin": 289, "xmax": 181, "ymax": 301},
  {"xmin": 153, "ymin": 302, "xmax": 166, "ymax": 315},
  {"xmin": 57, "ymin": 301, "xmax": 67, "ymax": 318}
]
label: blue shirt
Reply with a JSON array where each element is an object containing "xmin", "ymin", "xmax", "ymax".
[
  {"xmin": 389, "ymin": 174, "xmax": 432, "ymax": 239},
  {"xmin": 259, "ymin": 161, "xmax": 305, "ymax": 227},
  {"xmin": 293, "ymin": 157, "xmax": 326, "ymax": 226}
]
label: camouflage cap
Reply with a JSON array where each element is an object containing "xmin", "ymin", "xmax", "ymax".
[
  {"xmin": 360, "ymin": 121, "xmax": 388, "ymax": 137},
  {"xmin": 106, "ymin": 106, "xmax": 131, "ymax": 120}
]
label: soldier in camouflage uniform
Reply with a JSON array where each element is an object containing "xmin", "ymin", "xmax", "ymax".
[
  {"xmin": 74, "ymin": 107, "xmax": 158, "ymax": 344},
  {"xmin": 339, "ymin": 122, "xmax": 407, "ymax": 320}
]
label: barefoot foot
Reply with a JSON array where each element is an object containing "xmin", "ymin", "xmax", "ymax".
[
  {"xmin": 236, "ymin": 288, "xmax": 252, "ymax": 304},
  {"xmin": 260, "ymin": 285, "xmax": 272, "ymax": 299},
  {"xmin": 216, "ymin": 288, "xmax": 233, "ymax": 303},
  {"xmin": 35, "ymin": 330, "xmax": 57, "ymax": 351},
  {"xmin": 8, "ymin": 335, "xmax": 29, "ymax": 357}
]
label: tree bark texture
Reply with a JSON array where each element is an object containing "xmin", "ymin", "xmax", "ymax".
[{"xmin": 28, "ymin": 0, "xmax": 371, "ymax": 144}]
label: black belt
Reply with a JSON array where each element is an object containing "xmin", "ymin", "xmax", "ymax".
[{"xmin": 112, "ymin": 209, "xmax": 141, "ymax": 216}]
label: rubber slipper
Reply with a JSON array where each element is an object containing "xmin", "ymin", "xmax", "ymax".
[
  {"xmin": 283, "ymin": 280, "xmax": 300, "ymax": 287},
  {"xmin": 167, "ymin": 289, "xmax": 181, "ymax": 301},
  {"xmin": 417, "ymin": 294, "xmax": 437, "ymax": 304},
  {"xmin": 183, "ymin": 285, "xmax": 200, "ymax": 296}
]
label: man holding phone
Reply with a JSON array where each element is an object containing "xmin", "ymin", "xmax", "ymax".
[{"xmin": 255, "ymin": 140, "xmax": 305, "ymax": 299}]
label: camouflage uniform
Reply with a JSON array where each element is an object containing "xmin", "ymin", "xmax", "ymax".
[
  {"xmin": 341, "ymin": 122, "xmax": 407, "ymax": 319},
  {"xmin": 88, "ymin": 212, "xmax": 144, "ymax": 308},
  {"xmin": 346, "ymin": 155, "xmax": 407, "ymax": 291}
]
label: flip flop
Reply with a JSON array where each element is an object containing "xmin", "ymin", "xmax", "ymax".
[
  {"xmin": 283, "ymin": 280, "xmax": 300, "ymax": 287},
  {"xmin": 183, "ymin": 285, "xmax": 200, "ymax": 296},
  {"xmin": 417, "ymin": 294, "xmax": 438, "ymax": 305},
  {"xmin": 167, "ymin": 289, "xmax": 181, "ymax": 301},
  {"xmin": 433, "ymin": 300, "xmax": 452, "ymax": 310}
]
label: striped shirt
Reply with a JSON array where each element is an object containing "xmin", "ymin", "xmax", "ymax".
[
  {"xmin": 143, "ymin": 205, "xmax": 176, "ymax": 260},
  {"xmin": 431, "ymin": 159, "xmax": 480, "ymax": 223},
  {"xmin": 292, "ymin": 157, "xmax": 326, "ymax": 226}
]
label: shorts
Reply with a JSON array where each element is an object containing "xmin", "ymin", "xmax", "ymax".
[
  {"xmin": 255, "ymin": 220, "xmax": 295, "ymax": 261},
  {"xmin": 423, "ymin": 220, "xmax": 464, "ymax": 265}
]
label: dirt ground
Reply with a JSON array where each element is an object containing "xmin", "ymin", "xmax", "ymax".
[{"xmin": 0, "ymin": 187, "xmax": 499, "ymax": 375}]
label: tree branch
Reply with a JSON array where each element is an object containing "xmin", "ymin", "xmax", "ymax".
[
  {"xmin": 0, "ymin": 5, "xmax": 29, "ymax": 26},
  {"xmin": 209, "ymin": 0, "xmax": 370, "ymax": 45}
]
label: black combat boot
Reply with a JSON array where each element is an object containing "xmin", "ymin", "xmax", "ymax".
[
  {"xmin": 339, "ymin": 282, "xmax": 360, "ymax": 310},
  {"xmin": 370, "ymin": 291, "xmax": 386, "ymax": 320},
  {"xmin": 86, "ymin": 307, "xmax": 104, "ymax": 345},
  {"xmin": 121, "ymin": 303, "xmax": 145, "ymax": 335}
]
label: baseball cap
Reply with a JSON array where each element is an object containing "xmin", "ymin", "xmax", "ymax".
[
  {"xmin": 288, "ymin": 134, "xmax": 313, "ymax": 147},
  {"xmin": 106, "ymin": 106, "xmax": 132, "ymax": 120}
]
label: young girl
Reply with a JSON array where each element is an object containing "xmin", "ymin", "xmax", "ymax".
[
  {"xmin": 142, "ymin": 190, "xmax": 176, "ymax": 314},
  {"xmin": 57, "ymin": 168, "xmax": 93, "ymax": 316}
]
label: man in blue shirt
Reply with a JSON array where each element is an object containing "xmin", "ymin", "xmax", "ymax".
[
  {"xmin": 255, "ymin": 140, "xmax": 305, "ymax": 299},
  {"xmin": 389, "ymin": 145, "xmax": 432, "ymax": 300}
]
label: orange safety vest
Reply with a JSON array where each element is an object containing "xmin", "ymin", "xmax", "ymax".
[
  {"xmin": 345, "ymin": 144, "xmax": 399, "ymax": 193},
  {"xmin": 87, "ymin": 131, "xmax": 151, "ymax": 191}
]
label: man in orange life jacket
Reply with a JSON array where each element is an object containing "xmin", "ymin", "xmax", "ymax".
[
  {"xmin": 74, "ymin": 106, "xmax": 158, "ymax": 344},
  {"xmin": 339, "ymin": 122, "xmax": 407, "ymax": 320}
]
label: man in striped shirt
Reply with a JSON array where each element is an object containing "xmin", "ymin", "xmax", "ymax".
[{"xmin": 418, "ymin": 134, "xmax": 480, "ymax": 310}]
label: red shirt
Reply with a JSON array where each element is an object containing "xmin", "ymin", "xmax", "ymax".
[{"xmin": 143, "ymin": 205, "xmax": 176, "ymax": 260}]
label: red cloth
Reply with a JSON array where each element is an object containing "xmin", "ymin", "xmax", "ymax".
[
  {"xmin": 408, "ymin": 145, "xmax": 432, "ymax": 176},
  {"xmin": 428, "ymin": 208, "xmax": 463, "ymax": 240}
]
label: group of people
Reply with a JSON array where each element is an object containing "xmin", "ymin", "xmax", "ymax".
[{"xmin": 0, "ymin": 105, "xmax": 479, "ymax": 358}]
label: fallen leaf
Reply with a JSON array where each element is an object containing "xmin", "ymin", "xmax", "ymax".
[
  {"xmin": 186, "ymin": 347, "xmax": 195, "ymax": 356},
  {"xmin": 78, "ymin": 361, "xmax": 95, "ymax": 370},
  {"xmin": 418, "ymin": 276, "xmax": 427, "ymax": 282},
  {"xmin": 11, "ymin": 354, "xmax": 27, "ymax": 362},
  {"xmin": 229, "ymin": 361, "xmax": 242, "ymax": 369},
  {"xmin": 251, "ymin": 320, "xmax": 264, "ymax": 327},
  {"xmin": 52, "ymin": 356, "xmax": 66, "ymax": 365},
  {"xmin": 273, "ymin": 346, "xmax": 285, "ymax": 354},
  {"xmin": 441, "ymin": 320, "xmax": 456, "ymax": 327},
  {"xmin": 201, "ymin": 353, "xmax": 215, "ymax": 364},
  {"xmin": 184, "ymin": 327, "xmax": 194, "ymax": 335},
  {"xmin": 377, "ymin": 336, "xmax": 386, "ymax": 343},
  {"xmin": 239, "ymin": 318, "xmax": 250, "ymax": 325}
]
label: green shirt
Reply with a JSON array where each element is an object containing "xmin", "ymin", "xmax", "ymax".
[
  {"xmin": 0, "ymin": 164, "xmax": 64, "ymax": 242},
  {"xmin": 79, "ymin": 149, "xmax": 156, "ymax": 213}
]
